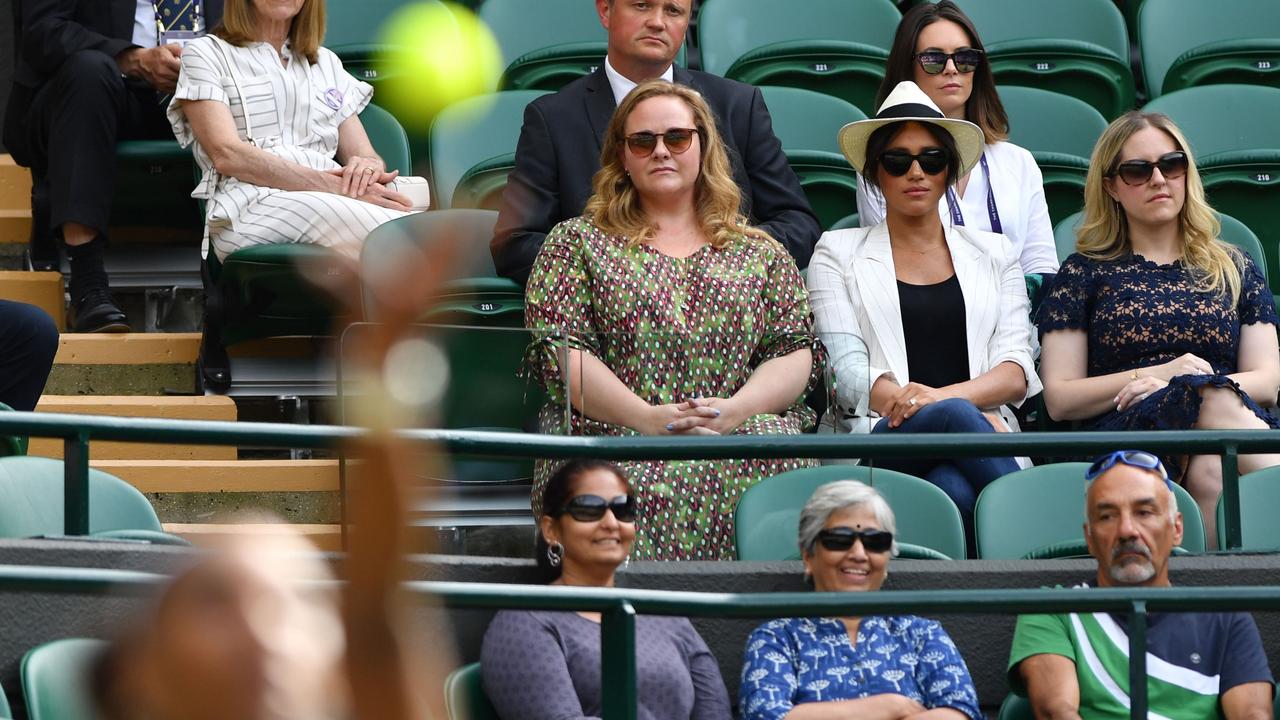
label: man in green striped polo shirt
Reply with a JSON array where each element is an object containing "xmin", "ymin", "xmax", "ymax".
[{"xmin": 1007, "ymin": 451, "xmax": 1273, "ymax": 719}]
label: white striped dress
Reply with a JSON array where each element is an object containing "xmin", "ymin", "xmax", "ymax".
[{"xmin": 167, "ymin": 35, "xmax": 410, "ymax": 261}]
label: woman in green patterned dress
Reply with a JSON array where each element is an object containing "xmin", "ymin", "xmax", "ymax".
[{"xmin": 523, "ymin": 80, "xmax": 824, "ymax": 561}]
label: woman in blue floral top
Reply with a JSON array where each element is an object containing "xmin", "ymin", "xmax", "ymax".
[{"xmin": 739, "ymin": 481, "xmax": 982, "ymax": 719}]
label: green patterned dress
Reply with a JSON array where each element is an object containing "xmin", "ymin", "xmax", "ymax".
[{"xmin": 525, "ymin": 216, "xmax": 823, "ymax": 560}]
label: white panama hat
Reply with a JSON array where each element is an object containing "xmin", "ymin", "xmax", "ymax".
[{"xmin": 837, "ymin": 80, "xmax": 985, "ymax": 178}]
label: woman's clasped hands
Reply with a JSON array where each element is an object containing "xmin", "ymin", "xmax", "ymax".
[
  {"xmin": 1113, "ymin": 353, "xmax": 1213, "ymax": 411},
  {"xmin": 640, "ymin": 397, "xmax": 749, "ymax": 436},
  {"xmin": 326, "ymin": 161, "xmax": 412, "ymax": 210}
]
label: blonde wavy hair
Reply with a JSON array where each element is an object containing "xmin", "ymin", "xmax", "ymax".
[
  {"xmin": 584, "ymin": 80, "xmax": 776, "ymax": 249},
  {"xmin": 1078, "ymin": 111, "xmax": 1241, "ymax": 301},
  {"xmin": 216, "ymin": 0, "xmax": 324, "ymax": 64}
]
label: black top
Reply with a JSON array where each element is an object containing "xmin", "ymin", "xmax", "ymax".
[{"xmin": 898, "ymin": 274, "xmax": 970, "ymax": 389}]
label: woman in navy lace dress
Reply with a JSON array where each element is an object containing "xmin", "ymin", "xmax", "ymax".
[{"xmin": 1037, "ymin": 112, "xmax": 1280, "ymax": 546}]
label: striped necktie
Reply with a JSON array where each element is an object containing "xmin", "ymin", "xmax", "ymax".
[{"xmin": 153, "ymin": 0, "xmax": 204, "ymax": 35}]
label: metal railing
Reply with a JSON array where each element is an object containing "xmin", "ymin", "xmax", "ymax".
[
  {"xmin": 0, "ymin": 411, "xmax": 1276, "ymax": 547},
  {"xmin": 2, "ymin": 564, "xmax": 1278, "ymax": 720}
]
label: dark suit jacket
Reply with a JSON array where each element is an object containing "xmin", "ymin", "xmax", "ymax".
[
  {"xmin": 4, "ymin": 0, "xmax": 224, "ymax": 156},
  {"xmin": 491, "ymin": 66, "xmax": 821, "ymax": 285}
]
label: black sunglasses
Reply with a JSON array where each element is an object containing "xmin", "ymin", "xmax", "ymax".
[
  {"xmin": 915, "ymin": 48, "xmax": 984, "ymax": 75},
  {"xmin": 1109, "ymin": 151, "xmax": 1188, "ymax": 186},
  {"xmin": 559, "ymin": 494, "xmax": 637, "ymax": 523},
  {"xmin": 879, "ymin": 148, "xmax": 950, "ymax": 177},
  {"xmin": 623, "ymin": 128, "xmax": 700, "ymax": 158},
  {"xmin": 1086, "ymin": 450, "xmax": 1174, "ymax": 490},
  {"xmin": 816, "ymin": 527, "xmax": 894, "ymax": 554}
]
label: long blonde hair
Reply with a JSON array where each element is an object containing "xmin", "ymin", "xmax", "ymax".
[
  {"xmin": 1078, "ymin": 111, "xmax": 1240, "ymax": 301},
  {"xmin": 215, "ymin": 0, "xmax": 324, "ymax": 64},
  {"xmin": 584, "ymin": 80, "xmax": 776, "ymax": 249}
]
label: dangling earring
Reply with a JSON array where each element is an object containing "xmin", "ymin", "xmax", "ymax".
[{"xmin": 547, "ymin": 541, "xmax": 564, "ymax": 567}]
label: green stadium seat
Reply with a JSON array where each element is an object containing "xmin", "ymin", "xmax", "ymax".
[
  {"xmin": 974, "ymin": 462, "xmax": 1206, "ymax": 560},
  {"xmin": 1052, "ymin": 210, "xmax": 1269, "ymax": 289},
  {"xmin": 1138, "ymin": 0, "xmax": 1280, "ymax": 99},
  {"xmin": 697, "ymin": 0, "xmax": 902, "ymax": 116},
  {"xmin": 325, "ymin": 0, "xmax": 446, "ymax": 87},
  {"xmin": 998, "ymin": 86, "xmax": 1108, "ymax": 225},
  {"xmin": 197, "ymin": 103, "xmax": 412, "ymax": 393},
  {"xmin": 357, "ymin": 210, "xmax": 540, "ymax": 484},
  {"xmin": 0, "ymin": 402, "xmax": 26, "ymax": 458},
  {"xmin": 445, "ymin": 663, "xmax": 499, "ymax": 720},
  {"xmin": 734, "ymin": 465, "xmax": 967, "ymax": 561},
  {"xmin": 758, "ymin": 86, "xmax": 867, "ymax": 230},
  {"xmin": 478, "ymin": 0, "xmax": 686, "ymax": 92},
  {"xmin": 0, "ymin": 456, "xmax": 187, "ymax": 544},
  {"xmin": 1215, "ymin": 466, "xmax": 1280, "ymax": 551},
  {"xmin": 997, "ymin": 693, "xmax": 1031, "ymax": 720},
  {"xmin": 113, "ymin": 140, "xmax": 204, "ymax": 234},
  {"xmin": 21, "ymin": 638, "xmax": 105, "ymax": 720},
  {"xmin": 952, "ymin": 0, "xmax": 1134, "ymax": 119},
  {"xmin": 1144, "ymin": 85, "xmax": 1280, "ymax": 295},
  {"xmin": 429, "ymin": 90, "xmax": 549, "ymax": 210}
]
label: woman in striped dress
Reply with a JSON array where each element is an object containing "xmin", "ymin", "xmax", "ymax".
[{"xmin": 167, "ymin": 0, "xmax": 413, "ymax": 261}]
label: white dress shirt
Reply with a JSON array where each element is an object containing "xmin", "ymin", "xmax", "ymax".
[
  {"xmin": 857, "ymin": 141, "xmax": 1060, "ymax": 275},
  {"xmin": 805, "ymin": 222, "xmax": 1042, "ymax": 439},
  {"xmin": 132, "ymin": 0, "xmax": 157, "ymax": 48},
  {"xmin": 603, "ymin": 56, "xmax": 675, "ymax": 105}
]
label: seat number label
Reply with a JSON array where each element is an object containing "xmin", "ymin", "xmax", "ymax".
[
  {"xmin": 474, "ymin": 302, "xmax": 500, "ymax": 312},
  {"xmin": 1256, "ymin": 173, "xmax": 1274, "ymax": 183},
  {"xmin": 1031, "ymin": 61, "xmax": 1055, "ymax": 71},
  {"xmin": 1256, "ymin": 60, "xmax": 1274, "ymax": 70},
  {"xmin": 812, "ymin": 63, "xmax": 831, "ymax": 72}
]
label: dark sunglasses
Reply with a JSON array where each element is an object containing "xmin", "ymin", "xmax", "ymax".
[
  {"xmin": 559, "ymin": 494, "xmax": 637, "ymax": 523},
  {"xmin": 1086, "ymin": 450, "xmax": 1174, "ymax": 490},
  {"xmin": 879, "ymin": 148, "xmax": 950, "ymax": 176},
  {"xmin": 1109, "ymin": 151, "xmax": 1188, "ymax": 186},
  {"xmin": 915, "ymin": 48, "xmax": 984, "ymax": 75},
  {"xmin": 623, "ymin": 128, "xmax": 700, "ymax": 157},
  {"xmin": 816, "ymin": 527, "xmax": 894, "ymax": 554}
]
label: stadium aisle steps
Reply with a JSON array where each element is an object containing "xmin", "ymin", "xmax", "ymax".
[
  {"xmin": 162, "ymin": 522, "xmax": 342, "ymax": 551},
  {"xmin": 0, "ymin": 271, "xmax": 63, "ymax": 330},
  {"xmin": 0, "ymin": 156, "xmax": 32, "ymax": 268},
  {"xmin": 90, "ymin": 459, "xmax": 339, "ymax": 493},
  {"xmin": 29, "ymin": 395, "xmax": 238, "ymax": 460}
]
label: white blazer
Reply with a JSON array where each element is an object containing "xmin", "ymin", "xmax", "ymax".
[
  {"xmin": 806, "ymin": 222, "xmax": 1043, "ymax": 436},
  {"xmin": 857, "ymin": 141, "xmax": 1060, "ymax": 275}
]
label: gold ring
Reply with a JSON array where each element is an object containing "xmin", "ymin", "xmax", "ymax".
[
  {"xmin": 363, "ymin": 167, "xmax": 374, "ymax": 174},
  {"xmin": 909, "ymin": 398, "xmax": 918, "ymax": 406}
]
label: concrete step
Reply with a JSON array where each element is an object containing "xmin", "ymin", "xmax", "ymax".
[
  {"xmin": 0, "ymin": 209, "xmax": 31, "ymax": 247},
  {"xmin": 29, "ymin": 395, "xmax": 237, "ymax": 460},
  {"xmin": 92, "ymin": 459, "xmax": 338, "ymax": 493},
  {"xmin": 163, "ymin": 522, "xmax": 342, "ymax": 551},
  {"xmin": 0, "ymin": 156, "xmax": 31, "ymax": 211},
  {"xmin": 0, "ymin": 271, "xmax": 63, "ymax": 330},
  {"xmin": 49, "ymin": 332, "xmax": 199, "ymax": 396}
]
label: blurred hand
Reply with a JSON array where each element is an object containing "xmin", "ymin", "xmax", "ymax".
[
  {"xmin": 1115, "ymin": 376, "xmax": 1168, "ymax": 412},
  {"xmin": 357, "ymin": 181, "xmax": 413, "ymax": 211},
  {"xmin": 885, "ymin": 382, "xmax": 946, "ymax": 428},
  {"xmin": 117, "ymin": 44, "xmax": 182, "ymax": 93},
  {"xmin": 328, "ymin": 159, "xmax": 394, "ymax": 198},
  {"xmin": 667, "ymin": 397, "xmax": 750, "ymax": 435},
  {"xmin": 1153, "ymin": 353, "xmax": 1213, "ymax": 381},
  {"xmin": 636, "ymin": 402, "xmax": 722, "ymax": 436}
]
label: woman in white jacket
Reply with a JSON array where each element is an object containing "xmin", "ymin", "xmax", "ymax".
[{"xmin": 808, "ymin": 81, "xmax": 1041, "ymax": 543}]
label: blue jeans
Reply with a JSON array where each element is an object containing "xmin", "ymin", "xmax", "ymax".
[
  {"xmin": 0, "ymin": 300, "xmax": 58, "ymax": 412},
  {"xmin": 871, "ymin": 398, "xmax": 1019, "ymax": 553}
]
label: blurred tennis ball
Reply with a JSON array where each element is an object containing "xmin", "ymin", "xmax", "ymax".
[{"xmin": 375, "ymin": 2, "xmax": 502, "ymax": 128}]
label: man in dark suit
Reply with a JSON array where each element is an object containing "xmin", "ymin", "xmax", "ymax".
[
  {"xmin": 4, "ymin": 0, "xmax": 220, "ymax": 332},
  {"xmin": 491, "ymin": 0, "xmax": 821, "ymax": 286}
]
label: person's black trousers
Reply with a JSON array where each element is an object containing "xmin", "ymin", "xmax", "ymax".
[
  {"xmin": 9, "ymin": 49, "xmax": 173, "ymax": 237},
  {"xmin": 0, "ymin": 300, "xmax": 59, "ymax": 412}
]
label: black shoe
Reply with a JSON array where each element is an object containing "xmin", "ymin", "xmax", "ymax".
[{"xmin": 73, "ymin": 287, "xmax": 130, "ymax": 333}]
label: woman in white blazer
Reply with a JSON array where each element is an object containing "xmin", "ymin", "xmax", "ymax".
[
  {"xmin": 857, "ymin": 0, "xmax": 1058, "ymax": 278},
  {"xmin": 808, "ymin": 81, "xmax": 1041, "ymax": 542}
]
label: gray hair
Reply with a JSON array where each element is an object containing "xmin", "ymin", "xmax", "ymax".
[{"xmin": 797, "ymin": 481, "xmax": 899, "ymax": 557}]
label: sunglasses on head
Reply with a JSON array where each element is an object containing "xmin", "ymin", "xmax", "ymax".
[
  {"xmin": 1109, "ymin": 151, "xmax": 1188, "ymax": 186},
  {"xmin": 1086, "ymin": 450, "xmax": 1175, "ymax": 490},
  {"xmin": 559, "ymin": 494, "xmax": 637, "ymax": 523},
  {"xmin": 816, "ymin": 527, "xmax": 894, "ymax": 554},
  {"xmin": 879, "ymin": 148, "xmax": 950, "ymax": 177},
  {"xmin": 915, "ymin": 48, "xmax": 984, "ymax": 75},
  {"xmin": 623, "ymin": 128, "xmax": 700, "ymax": 158}
]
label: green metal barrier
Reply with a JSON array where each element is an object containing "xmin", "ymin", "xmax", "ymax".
[
  {"xmin": 0, "ymin": 412, "xmax": 1276, "ymax": 548},
  {"xmin": 3, "ymin": 564, "xmax": 1280, "ymax": 720}
]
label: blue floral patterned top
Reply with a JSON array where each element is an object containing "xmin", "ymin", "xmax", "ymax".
[{"xmin": 739, "ymin": 615, "xmax": 983, "ymax": 720}]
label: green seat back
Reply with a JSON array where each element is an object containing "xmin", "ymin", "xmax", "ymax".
[
  {"xmin": 997, "ymin": 693, "xmax": 1032, "ymax": 720},
  {"xmin": 478, "ymin": 0, "xmax": 685, "ymax": 92},
  {"xmin": 0, "ymin": 672, "xmax": 10, "ymax": 719},
  {"xmin": 1216, "ymin": 466, "xmax": 1280, "ymax": 550},
  {"xmin": 0, "ymin": 457, "xmax": 164, "ymax": 538},
  {"xmin": 697, "ymin": 0, "xmax": 901, "ymax": 115},
  {"xmin": 758, "ymin": 87, "xmax": 866, "ymax": 229},
  {"xmin": 21, "ymin": 638, "xmax": 107, "ymax": 720},
  {"xmin": 1053, "ymin": 210, "xmax": 1267, "ymax": 286},
  {"xmin": 444, "ymin": 663, "xmax": 498, "ymax": 720},
  {"xmin": 735, "ymin": 465, "xmax": 966, "ymax": 561},
  {"xmin": 1144, "ymin": 85, "xmax": 1280, "ymax": 292},
  {"xmin": 953, "ymin": 0, "xmax": 1134, "ymax": 119},
  {"xmin": 113, "ymin": 140, "xmax": 202, "ymax": 233},
  {"xmin": 1138, "ymin": 0, "xmax": 1280, "ymax": 98},
  {"xmin": 999, "ymin": 86, "xmax": 1108, "ymax": 160},
  {"xmin": 325, "ymin": 0, "xmax": 445, "ymax": 83},
  {"xmin": 358, "ymin": 103, "xmax": 412, "ymax": 176},
  {"xmin": 430, "ymin": 91, "xmax": 549, "ymax": 210},
  {"xmin": 974, "ymin": 462, "xmax": 1206, "ymax": 560}
]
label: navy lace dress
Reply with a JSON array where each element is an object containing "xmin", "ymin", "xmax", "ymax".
[{"xmin": 1037, "ymin": 251, "xmax": 1280, "ymax": 473}]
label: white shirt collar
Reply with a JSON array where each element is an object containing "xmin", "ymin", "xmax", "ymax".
[{"xmin": 603, "ymin": 56, "xmax": 675, "ymax": 106}]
